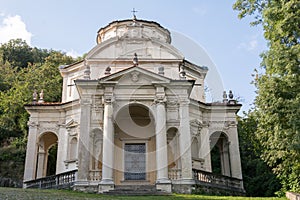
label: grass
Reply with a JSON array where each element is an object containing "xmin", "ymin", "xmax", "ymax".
[{"xmin": 0, "ymin": 187, "xmax": 288, "ymax": 200}]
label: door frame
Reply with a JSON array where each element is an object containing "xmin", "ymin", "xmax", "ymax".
[{"xmin": 122, "ymin": 139, "xmax": 149, "ymax": 181}]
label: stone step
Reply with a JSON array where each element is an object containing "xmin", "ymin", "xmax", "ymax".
[
  {"xmin": 103, "ymin": 185, "xmax": 170, "ymax": 196},
  {"xmin": 114, "ymin": 185, "xmax": 156, "ymax": 191}
]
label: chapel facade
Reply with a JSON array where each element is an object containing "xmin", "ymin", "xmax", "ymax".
[{"xmin": 23, "ymin": 17, "xmax": 244, "ymax": 194}]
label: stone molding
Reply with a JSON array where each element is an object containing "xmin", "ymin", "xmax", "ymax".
[
  {"xmin": 27, "ymin": 121, "xmax": 39, "ymax": 128},
  {"xmin": 38, "ymin": 122, "xmax": 59, "ymax": 134}
]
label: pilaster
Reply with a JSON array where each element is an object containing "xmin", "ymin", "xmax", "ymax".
[
  {"xmin": 179, "ymin": 99, "xmax": 194, "ymax": 186},
  {"xmin": 76, "ymin": 97, "xmax": 92, "ymax": 183},
  {"xmin": 228, "ymin": 126, "xmax": 243, "ymax": 179},
  {"xmin": 23, "ymin": 121, "xmax": 39, "ymax": 184}
]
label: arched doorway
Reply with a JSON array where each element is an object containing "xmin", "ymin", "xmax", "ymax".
[
  {"xmin": 36, "ymin": 132, "xmax": 58, "ymax": 178},
  {"xmin": 46, "ymin": 143, "xmax": 58, "ymax": 176},
  {"xmin": 114, "ymin": 103, "xmax": 156, "ymax": 184},
  {"xmin": 210, "ymin": 132, "xmax": 231, "ymax": 176}
]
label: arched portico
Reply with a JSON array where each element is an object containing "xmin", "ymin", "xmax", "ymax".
[
  {"xmin": 36, "ymin": 132, "xmax": 58, "ymax": 178},
  {"xmin": 113, "ymin": 103, "xmax": 156, "ymax": 184},
  {"xmin": 210, "ymin": 132, "xmax": 231, "ymax": 176}
]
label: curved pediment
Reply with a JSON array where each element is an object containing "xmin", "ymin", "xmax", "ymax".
[{"xmin": 86, "ymin": 37, "xmax": 184, "ymax": 60}]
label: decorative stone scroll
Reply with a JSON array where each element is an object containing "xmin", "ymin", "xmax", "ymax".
[
  {"xmin": 130, "ymin": 71, "xmax": 139, "ymax": 82},
  {"xmin": 38, "ymin": 122, "xmax": 59, "ymax": 134},
  {"xmin": 154, "ymin": 87, "xmax": 166, "ymax": 104},
  {"xmin": 190, "ymin": 119, "xmax": 203, "ymax": 137},
  {"xmin": 27, "ymin": 121, "xmax": 39, "ymax": 128}
]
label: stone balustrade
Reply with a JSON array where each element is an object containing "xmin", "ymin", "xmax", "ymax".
[
  {"xmin": 286, "ymin": 191, "xmax": 300, "ymax": 200},
  {"xmin": 89, "ymin": 170, "xmax": 102, "ymax": 181},
  {"xmin": 168, "ymin": 168, "xmax": 182, "ymax": 180},
  {"xmin": 24, "ymin": 169, "xmax": 77, "ymax": 189},
  {"xmin": 192, "ymin": 168, "xmax": 244, "ymax": 193}
]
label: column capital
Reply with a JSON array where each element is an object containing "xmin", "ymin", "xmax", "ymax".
[
  {"xmin": 179, "ymin": 99, "xmax": 190, "ymax": 106},
  {"xmin": 155, "ymin": 86, "xmax": 166, "ymax": 105},
  {"xmin": 102, "ymin": 94, "xmax": 114, "ymax": 105},
  {"xmin": 154, "ymin": 95, "xmax": 167, "ymax": 105},
  {"xmin": 27, "ymin": 121, "xmax": 39, "ymax": 128},
  {"xmin": 80, "ymin": 98, "xmax": 92, "ymax": 106}
]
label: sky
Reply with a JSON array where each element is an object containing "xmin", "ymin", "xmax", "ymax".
[{"xmin": 0, "ymin": 0, "xmax": 267, "ymax": 114}]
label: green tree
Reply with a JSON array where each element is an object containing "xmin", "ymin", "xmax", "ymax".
[
  {"xmin": 238, "ymin": 113, "xmax": 281, "ymax": 196},
  {"xmin": 234, "ymin": 0, "xmax": 300, "ymax": 193},
  {"xmin": 0, "ymin": 39, "xmax": 51, "ymax": 69},
  {"xmin": 0, "ymin": 50, "xmax": 74, "ymax": 144}
]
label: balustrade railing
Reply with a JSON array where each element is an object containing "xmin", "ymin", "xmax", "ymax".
[
  {"xmin": 24, "ymin": 170, "xmax": 77, "ymax": 189},
  {"xmin": 168, "ymin": 168, "xmax": 182, "ymax": 180},
  {"xmin": 192, "ymin": 168, "xmax": 244, "ymax": 192},
  {"xmin": 89, "ymin": 170, "xmax": 102, "ymax": 181}
]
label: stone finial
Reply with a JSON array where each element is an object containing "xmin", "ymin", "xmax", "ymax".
[
  {"xmin": 33, "ymin": 89, "xmax": 38, "ymax": 103},
  {"xmin": 38, "ymin": 90, "xmax": 44, "ymax": 103},
  {"xmin": 83, "ymin": 65, "xmax": 91, "ymax": 80},
  {"xmin": 105, "ymin": 66, "xmax": 111, "ymax": 75},
  {"xmin": 133, "ymin": 53, "xmax": 138, "ymax": 66},
  {"xmin": 223, "ymin": 91, "xmax": 228, "ymax": 103},
  {"xmin": 179, "ymin": 65, "xmax": 186, "ymax": 80},
  {"xmin": 158, "ymin": 66, "xmax": 164, "ymax": 75},
  {"xmin": 228, "ymin": 90, "xmax": 234, "ymax": 100},
  {"xmin": 228, "ymin": 90, "xmax": 237, "ymax": 104}
]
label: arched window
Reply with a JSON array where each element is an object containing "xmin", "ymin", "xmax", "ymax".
[
  {"xmin": 69, "ymin": 137, "xmax": 78, "ymax": 160},
  {"xmin": 191, "ymin": 138, "xmax": 199, "ymax": 159},
  {"xmin": 91, "ymin": 129, "xmax": 103, "ymax": 170},
  {"xmin": 167, "ymin": 127, "xmax": 179, "ymax": 169}
]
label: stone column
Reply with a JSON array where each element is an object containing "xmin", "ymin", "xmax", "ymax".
[
  {"xmin": 75, "ymin": 97, "xmax": 91, "ymax": 188},
  {"xmin": 155, "ymin": 86, "xmax": 171, "ymax": 193},
  {"xmin": 36, "ymin": 149, "xmax": 46, "ymax": 179},
  {"xmin": 179, "ymin": 99, "xmax": 195, "ymax": 193},
  {"xmin": 228, "ymin": 127, "xmax": 243, "ymax": 179},
  {"xmin": 56, "ymin": 124, "xmax": 67, "ymax": 174},
  {"xmin": 23, "ymin": 121, "xmax": 39, "ymax": 185},
  {"xmin": 99, "ymin": 88, "xmax": 115, "ymax": 193},
  {"xmin": 200, "ymin": 124, "xmax": 211, "ymax": 172}
]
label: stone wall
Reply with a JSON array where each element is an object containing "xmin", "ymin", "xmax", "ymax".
[{"xmin": 286, "ymin": 191, "xmax": 300, "ymax": 200}]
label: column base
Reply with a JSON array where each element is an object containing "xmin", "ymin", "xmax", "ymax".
[
  {"xmin": 98, "ymin": 179, "xmax": 114, "ymax": 193},
  {"xmin": 156, "ymin": 179, "xmax": 172, "ymax": 193},
  {"xmin": 73, "ymin": 181, "xmax": 98, "ymax": 193},
  {"xmin": 172, "ymin": 179, "xmax": 195, "ymax": 194}
]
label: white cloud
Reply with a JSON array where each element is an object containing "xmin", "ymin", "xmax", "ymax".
[
  {"xmin": 0, "ymin": 15, "xmax": 32, "ymax": 45},
  {"xmin": 66, "ymin": 49, "xmax": 81, "ymax": 58},
  {"xmin": 238, "ymin": 34, "xmax": 259, "ymax": 51}
]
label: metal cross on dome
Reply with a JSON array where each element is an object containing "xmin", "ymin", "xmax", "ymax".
[{"xmin": 131, "ymin": 8, "xmax": 138, "ymax": 19}]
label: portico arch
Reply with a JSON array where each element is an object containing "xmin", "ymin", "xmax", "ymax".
[
  {"xmin": 210, "ymin": 132, "xmax": 231, "ymax": 176},
  {"xmin": 113, "ymin": 103, "xmax": 156, "ymax": 184},
  {"xmin": 114, "ymin": 103, "xmax": 155, "ymax": 139},
  {"xmin": 36, "ymin": 132, "xmax": 58, "ymax": 178}
]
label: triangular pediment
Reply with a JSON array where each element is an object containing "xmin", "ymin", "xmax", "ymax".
[{"xmin": 99, "ymin": 66, "xmax": 171, "ymax": 85}]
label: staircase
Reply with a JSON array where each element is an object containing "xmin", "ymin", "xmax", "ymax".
[{"xmin": 103, "ymin": 185, "xmax": 170, "ymax": 196}]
